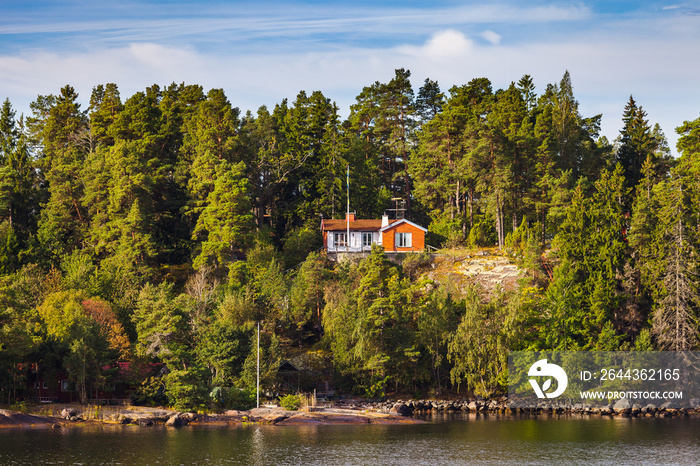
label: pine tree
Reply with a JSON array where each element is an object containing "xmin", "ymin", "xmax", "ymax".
[
  {"xmin": 651, "ymin": 174, "xmax": 698, "ymax": 350},
  {"xmin": 415, "ymin": 78, "xmax": 444, "ymax": 123},
  {"xmin": 548, "ymin": 165, "xmax": 628, "ymax": 348},
  {"xmin": 538, "ymin": 71, "xmax": 605, "ymax": 179},
  {"xmin": 89, "ymin": 83, "xmax": 123, "ymax": 147},
  {"xmin": 0, "ymin": 100, "xmax": 39, "ymax": 245},
  {"xmin": 350, "ymin": 69, "xmax": 417, "ymax": 208},
  {"xmin": 30, "ymin": 86, "xmax": 89, "ymax": 262},
  {"xmin": 616, "ymin": 96, "xmax": 659, "ymax": 192},
  {"xmin": 192, "ymin": 161, "xmax": 253, "ymax": 272},
  {"xmin": 182, "ymin": 88, "xmax": 242, "ymax": 225}
]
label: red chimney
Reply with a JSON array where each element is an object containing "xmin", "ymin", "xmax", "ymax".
[{"xmin": 346, "ymin": 212, "xmax": 356, "ymax": 222}]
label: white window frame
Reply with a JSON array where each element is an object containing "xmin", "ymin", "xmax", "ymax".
[
  {"xmin": 334, "ymin": 232, "xmax": 347, "ymax": 247},
  {"xmin": 362, "ymin": 232, "xmax": 373, "ymax": 247},
  {"xmin": 395, "ymin": 232, "xmax": 412, "ymax": 248}
]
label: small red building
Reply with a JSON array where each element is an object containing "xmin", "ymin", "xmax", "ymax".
[{"xmin": 321, "ymin": 213, "xmax": 427, "ymax": 256}]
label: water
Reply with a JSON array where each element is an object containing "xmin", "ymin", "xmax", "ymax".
[{"xmin": 1, "ymin": 414, "xmax": 699, "ymax": 465}]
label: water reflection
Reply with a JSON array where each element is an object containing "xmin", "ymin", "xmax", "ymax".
[{"xmin": 0, "ymin": 416, "xmax": 699, "ymax": 465}]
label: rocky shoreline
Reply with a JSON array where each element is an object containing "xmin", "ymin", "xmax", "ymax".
[
  {"xmin": 0, "ymin": 404, "xmax": 424, "ymax": 428},
  {"xmin": 2, "ymin": 397, "xmax": 697, "ymax": 429},
  {"xmin": 353, "ymin": 397, "xmax": 700, "ymax": 418}
]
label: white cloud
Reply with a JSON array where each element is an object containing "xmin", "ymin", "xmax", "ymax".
[
  {"xmin": 0, "ymin": 6, "xmax": 698, "ymax": 154},
  {"xmin": 423, "ymin": 30, "xmax": 474, "ymax": 57},
  {"xmin": 396, "ymin": 30, "xmax": 473, "ymax": 60},
  {"xmin": 480, "ymin": 30, "xmax": 502, "ymax": 45}
]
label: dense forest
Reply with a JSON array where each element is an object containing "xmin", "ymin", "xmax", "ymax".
[{"xmin": 0, "ymin": 69, "xmax": 699, "ymax": 410}]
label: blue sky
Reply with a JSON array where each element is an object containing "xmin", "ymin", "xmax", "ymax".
[{"xmin": 1, "ymin": 0, "xmax": 699, "ymax": 152}]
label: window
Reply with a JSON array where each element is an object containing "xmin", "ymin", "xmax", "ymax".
[
  {"xmin": 395, "ymin": 232, "xmax": 412, "ymax": 248},
  {"xmin": 334, "ymin": 232, "xmax": 347, "ymax": 247},
  {"xmin": 362, "ymin": 232, "xmax": 373, "ymax": 247},
  {"xmin": 61, "ymin": 380, "xmax": 69, "ymax": 392}
]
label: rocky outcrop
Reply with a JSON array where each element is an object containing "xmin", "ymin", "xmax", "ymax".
[
  {"xmin": 328, "ymin": 396, "xmax": 698, "ymax": 419},
  {"xmin": 0, "ymin": 409, "xmax": 62, "ymax": 427},
  {"xmin": 165, "ymin": 414, "xmax": 184, "ymax": 427},
  {"xmin": 389, "ymin": 402, "xmax": 413, "ymax": 416},
  {"xmin": 5, "ymin": 395, "xmax": 698, "ymax": 430},
  {"xmin": 613, "ymin": 399, "xmax": 632, "ymax": 414}
]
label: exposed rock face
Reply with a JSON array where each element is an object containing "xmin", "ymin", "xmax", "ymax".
[
  {"xmin": 248, "ymin": 407, "xmax": 292, "ymax": 424},
  {"xmin": 165, "ymin": 414, "xmax": 184, "ymax": 427},
  {"xmin": 61, "ymin": 408, "xmax": 78, "ymax": 419},
  {"xmin": 179, "ymin": 412, "xmax": 197, "ymax": 423},
  {"xmin": 425, "ymin": 252, "xmax": 522, "ymax": 298},
  {"xmin": 613, "ymin": 399, "xmax": 632, "ymax": 413},
  {"xmin": 389, "ymin": 402, "xmax": 413, "ymax": 416},
  {"xmin": 0, "ymin": 409, "xmax": 61, "ymax": 427}
]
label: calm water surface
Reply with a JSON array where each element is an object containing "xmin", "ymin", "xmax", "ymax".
[{"xmin": 1, "ymin": 414, "xmax": 699, "ymax": 465}]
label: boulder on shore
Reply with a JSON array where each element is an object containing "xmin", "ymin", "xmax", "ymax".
[
  {"xmin": 165, "ymin": 414, "xmax": 184, "ymax": 427},
  {"xmin": 389, "ymin": 402, "xmax": 413, "ymax": 416},
  {"xmin": 613, "ymin": 399, "xmax": 632, "ymax": 413},
  {"xmin": 61, "ymin": 408, "xmax": 78, "ymax": 419}
]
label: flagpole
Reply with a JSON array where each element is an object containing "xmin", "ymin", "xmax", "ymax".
[{"xmin": 346, "ymin": 164, "xmax": 350, "ymax": 254}]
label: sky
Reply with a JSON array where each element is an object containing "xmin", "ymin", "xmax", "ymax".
[{"xmin": 1, "ymin": 0, "xmax": 699, "ymax": 153}]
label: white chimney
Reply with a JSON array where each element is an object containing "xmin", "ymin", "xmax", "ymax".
[{"xmin": 381, "ymin": 214, "xmax": 389, "ymax": 228}]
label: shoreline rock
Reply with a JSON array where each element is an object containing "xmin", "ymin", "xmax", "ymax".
[
  {"xmin": 328, "ymin": 396, "xmax": 699, "ymax": 419},
  {"xmin": 3, "ymin": 396, "xmax": 698, "ymax": 429}
]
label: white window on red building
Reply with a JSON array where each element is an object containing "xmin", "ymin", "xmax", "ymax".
[{"xmin": 395, "ymin": 232, "xmax": 412, "ymax": 248}]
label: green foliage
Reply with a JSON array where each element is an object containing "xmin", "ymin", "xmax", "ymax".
[
  {"xmin": 467, "ymin": 215, "xmax": 496, "ymax": 247},
  {"xmin": 279, "ymin": 393, "xmax": 302, "ymax": 411},
  {"xmin": 447, "ymin": 287, "xmax": 511, "ymax": 397},
  {"xmin": 282, "ymin": 226, "xmax": 322, "ymax": 270},
  {"xmin": 198, "ymin": 320, "xmax": 251, "ymax": 386},
  {"xmin": 61, "ymin": 250, "xmax": 97, "ymax": 292},
  {"xmin": 211, "ymin": 386, "xmax": 256, "ymax": 411},
  {"xmin": 2, "ymin": 72, "xmax": 699, "ymax": 406},
  {"xmin": 427, "ymin": 213, "xmax": 463, "ymax": 247},
  {"xmin": 241, "ymin": 330, "xmax": 282, "ymax": 392},
  {"xmin": 322, "ymin": 245, "xmax": 422, "ymax": 392},
  {"xmin": 0, "ymin": 221, "xmax": 20, "ymax": 274},
  {"xmin": 193, "ymin": 161, "xmax": 254, "ymax": 271},
  {"xmin": 546, "ymin": 165, "xmax": 628, "ymax": 348},
  {"xmin": 634, "ymin": 329, "xmax": 654, "ymax": 351},
  {"xmin": 130, "ymin": 375, "xmax": 167, "ymax": 406},
  {"xmin": 400, "ymin": 251, "xmax": 431, "ymax": 280},
  {"xmin": 289, "ymin": 251, "xmax": 330, "ymax": 342},
  {"xmin": 165, "ymin": 365, "xmax": 210, "ymax": 411},
  {"xmin": 616, "ymin": 96, "xmax": 665, "ymax": 192},
  {"xmin": 414, "ymin": 284, "xmax": 461, "ymax": 389}
]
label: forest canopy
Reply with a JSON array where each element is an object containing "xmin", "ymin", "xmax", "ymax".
[{"xmin": 0, "ymin": 69, "xmax": 698, "ymax": 409}]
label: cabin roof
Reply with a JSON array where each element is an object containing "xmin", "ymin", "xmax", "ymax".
[
  {"xmin": 321, "ymin": 218, "xmax": 398, "ymax": 232},
  {"xmin": 379, "ymin": 218, "xmax": 428, "ymax": 233}
]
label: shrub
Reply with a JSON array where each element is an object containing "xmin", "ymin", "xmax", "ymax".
[
  {"xmin": 428, "ymin": 213, "xmax": 463, "ymax": 247},
  {"xmin": 279, "ymin": 394, "xmax": 301, "ymax": 411},
  {"xmin": 401, "ymin": 251, "xmax": 432, "ymax": 279},
  {"xmin": 211, "ymin": 387, "xmax": 256, "ymax": 411},
  {"xmin": 467, "ymin": 216, "xmax": 496, "ymax": 247}
]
